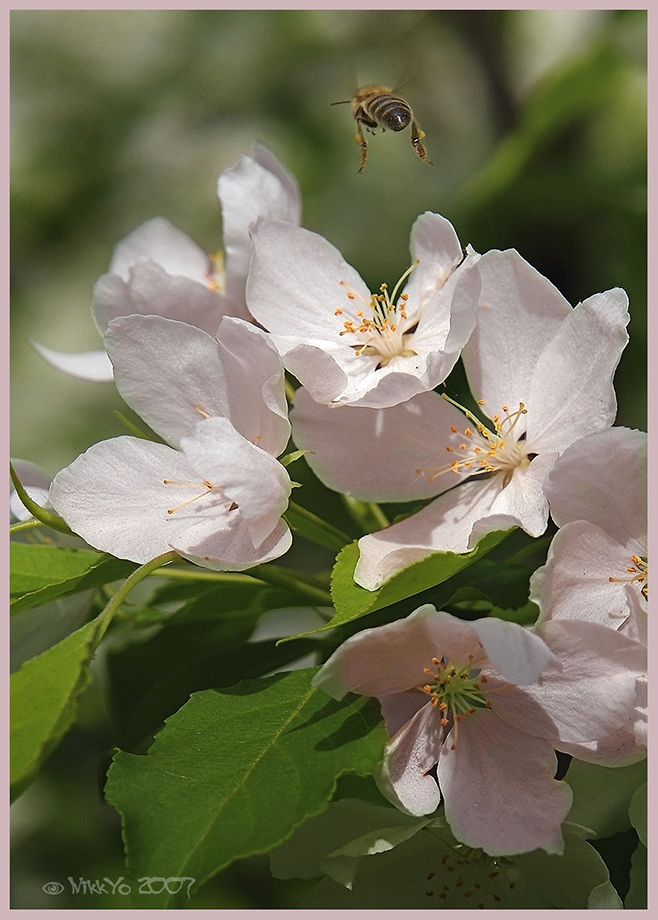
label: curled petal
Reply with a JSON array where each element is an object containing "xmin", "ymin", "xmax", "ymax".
[
  {"xmin": 180, "ymin": 417, "xmax": 291, "ymax": 547},
  {"xmin": 29, "ymin": 341, "xmax": 114, "ymax": 382},
  {"xmin": 108, "ymin": 217, "xmax": 210, "ymax": 284},
  {"xmin": 176, "ymin": 517, "xmax": 292, "ymax": 572},
  {"xmin": 218, "ymin": 150, "xmax": 301, "ymax": 317},
  {"xmin": 106, "ymin": 315, "xmax": 290, "ymax": 456},
  {"xmin": 93, "ymin": 260, "xmax": 229, "ymax": 337},
  {"xmin": 527, "ymin": 289, "xmax": 630, "ymax": 453},
  {"xmin": 354, "ymin": 476, "xmax": 513, "ymax": 590},
  {"xmin": 376, "ymin": 703, "xmax": 444, "ymax": 817}
]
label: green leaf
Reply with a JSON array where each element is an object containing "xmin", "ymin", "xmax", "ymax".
[
  {"xmin": 270, "ymin": 798, "xmax": 425, "ymax": 881},
  {"xmin": 513, "ymin": 832, "xmax": 617, "ymax": 909},
  {"xmin": 624, "ymin": 842, "xmax": 647, "ymax": 909},
  {"xmin": 106, "ymin": 582, "xmax": 324, "ymax": 750},
  {"xmin": 11, "ymin": 551, "xmax": 177, "ymax": 801},
  {"xmin": 321, "ymin": 529, "xmax": 514, "ymax": 632},
  {"xmin": 10, "ymin": 614, "xmax": 103, "ymax": 800},
  {"xmin": 105, "ymin": 668, "xmax": 387, "ymax": 908},
  {"xmin": 300, "ymin": 824, "xmax": 553, "ymax": 909},
  {"xmin": 588, "ymin": 880, "xmax": 623, "ymax": 909},
  {"xmin": 10, "ymin": 543, "xmax": 135, "ymax": 614},
  {"xmin": 628, "ymin": 781, "xmax": 647, "ymax": 846},
  {"xmin": 565, "ymin": 758, "xmax": 647, "ymax": 839}
]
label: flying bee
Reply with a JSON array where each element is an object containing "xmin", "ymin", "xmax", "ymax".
[{"xmin": 332, "ymin": 84, "xmax": 433, "ymax": 173}]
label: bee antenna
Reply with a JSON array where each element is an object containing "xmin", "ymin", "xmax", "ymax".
[{"xmin": 330, "ymin": 100, "xmax": 351, "ymax": 106}]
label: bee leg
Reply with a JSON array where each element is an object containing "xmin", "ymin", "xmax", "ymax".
[
  {"xmin": 410, "ymin": 119, "xmax": 433, "ymax": 167},
  {"xmin": 354, "ymin": 118, "xmax": 369, "ymax": 173}
]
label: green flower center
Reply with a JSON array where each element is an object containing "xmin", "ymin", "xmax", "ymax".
[{"xmin": 418, "ymin": 654, "xmax": 492, "ymax": 749}]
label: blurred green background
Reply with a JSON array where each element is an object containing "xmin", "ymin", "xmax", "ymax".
[{"xmin": 10, "ymin": 9, "xmax": 646, "ymax": 910}]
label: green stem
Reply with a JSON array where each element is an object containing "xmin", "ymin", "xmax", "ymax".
[
  {"xmin": 9, "ymin": 518, "xmax": 45, "ymax": 535},
  {"xmin": 9, "ymin": 463, "xmax": 75, "ymax": 537},
  {"xmin": 92, "ymin": 550, "xmax": 180, "ymax": 641},
  {"xmin": 157, "ymin": 562, "xmax": 332, "ymax": 604},
  {"xmin": 247, "ymin": 564, "xmax": 333, "ymax": 606},
  {"xmin": 284, "ymin": 501, "xmax": 352, "ymax": 551},
  {"xmin": 341, "ymin": 495, "xmax": 389, "ymax": 532}
]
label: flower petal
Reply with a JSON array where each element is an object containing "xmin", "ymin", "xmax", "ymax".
[
  {"xmin": 218, "ymin": 149, "xmax": 301, "ymax": 317},
  {"xmin": 526, "ymin": 289, "xmax": 630, "ymax": 453},
  {"xmin": 291, "ymin": 387, "xmax": 473, "ymax": 502},
  {"xmin": 175, "ymin": 517, "xmax": 293, "ymax": 572},
  {"xmin": 469, "ymin": 617, "xmax": 556, "ymax": 686},
  {"xmin": 354, "ymin": 476, "xmax": 513, "ymax": 590},
  {"xmin": 478, "ymin": 449, "xmax": 558, "ymax": 540},
  {"xmin": 106, "ymin": 315, "xmax": 290, "ymax": 455},
  {"xmin": 545, "ymin": 427, "xmax": 646, "ymax": 552},
  {"xmin": 109, "ymin": 217, "xmax": 210, "ymax": 284},
  {"xmin": 531, "ymin": 521, "xmax": 641, "ymax": 630},
  {"xmin": 376, "ymin": 703, "xmax": 444, "ymax": 817},
  {"xmin": 29, "ymin": 341, "xmax": 114, "ymax": 382},
  {"xmin": 498, "ymin": 619, "xmax": 646, "ymax": 747},
  {"xmin": 93, "ymin": 259, "xmax": 229, "ymax": 337},
  {"xmin": 438, "ymin": 712, "xmax": 571, "ymax": 855},
  {"xmin": 179, "ymin": 417, "xmax": 291, "ymax": 547},
  {"xmin": 247, "ymin": 218, "xmax": 371, "ymax": 348},
  {"xmin": 49, "ymin": 436, "xmax": 230, "ymax": 563},
  {"xmin": 312, "ymin": 604, "xmax": 453, "ymax": 699},
  {"xmin": 463, "ymin": 249, "xmax": 571, "ymax": 418}
]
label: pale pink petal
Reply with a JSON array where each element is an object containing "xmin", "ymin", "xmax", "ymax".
[
  {"xmin": 439, "ymin": 712, "xmax": 571, "ymax": 855},
  {"xmin": 621, "ymin": 588, "xmax": 647, "ymax": 644},
  {"xmin": 469, "ymin": 616, "xmax": 556, "ymax": 686},
  {"xmin": 106, "ymin": 315, "xmax": 290, "ymax": 455},
  {"xmin": 378, "ymin": 690, "xmax": 428, "ymax": 737},
  {"xmin": 312, "ymin": 604, "xmax": 455, "ymax": 699},
  {"xmin": 175, "ymin": 517, "xmax": 292, "ymax": 572},
  {"xmin": 410, "ymin": 249, "xmax": 480, "ymax": 360},
  {"xmin": 247, "ymin": 219, "xmax": 370, "ymax": 346},
  {"xmin": 526, "ymin": 289, "xmax": 630, "ymax": 453},
  {"xmin": 496, "ymin": 620, "xmax": 646, "ymax": 746},
  {"xmin": 278, "ymin": 342, "xmax": 352, "ymax": 406},
  {"xmin": 180, "ymin": 417, "xmax": 291, "ymax": 547},
  {"xmin": 109, "ymin": 217, "xmax": 210, "ymax": 284},
  {"xmin": 29, "ymin": 341, "xmax": 114, "ymax": 382},
  {"xmin": 105, "ymin": 315, "xmax": 233, "ymax": 448},
  {"xmin": 558, "ymin": 675, "xmax": 647, "ymax": 766},
  {"xmin": 48, "ymin": 436, "xmax": 231, "ymax": 563},
  {"xmin": 218, "ymin": 151, "xmax": 301, "ymax": 317},
  {"xmin": 93, "ymin": 260, "xmax": 229, "ymax": 337},
  {"xmin": 531, "ymin": 522, "xmax": 641, "ymax": 630},
  {"xmin": 291, "ymin": 387, "xmax": 474, "ymax": 502},
  {"xmin": 376, "ymin": 703, "xmax": 445, "ymax": 816},
  {"xmin": 354, "ymin": 476, "xmax": 514, "ymax": 590},
  {"xmin": 215, "ymin": 316, "xmax": 291, "ymax": 457},
  {"xmin": 545, "ymin": 427, "xmax": 646, "ymax": 553},
  {"xmin": 463, "ymin": 249, "xmax": 571, "ymax": 418}
]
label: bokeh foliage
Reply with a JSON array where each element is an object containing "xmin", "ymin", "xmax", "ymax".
[{"xmin": 10, "ymin": 8, "xmax": 646, "ymax": 910}]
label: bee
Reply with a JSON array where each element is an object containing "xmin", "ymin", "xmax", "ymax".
[{"xmin": 332, "ymin": 84, "xmax": 433, "ymax": 173}]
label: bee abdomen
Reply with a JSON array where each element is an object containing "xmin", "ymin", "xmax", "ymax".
[{"xmin": 368, "ymin": 95, "xmax": 412, "ymax": 132}]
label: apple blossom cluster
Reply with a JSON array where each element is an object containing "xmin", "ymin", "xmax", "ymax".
[{"xmin": 28, "ymin": 146, "xmax": 646, "ymax": 862}]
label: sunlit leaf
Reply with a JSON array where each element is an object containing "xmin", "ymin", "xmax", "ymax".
[{"xmin": 105, "ymin": 668, "xmax": 386, "ymax": 907}]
